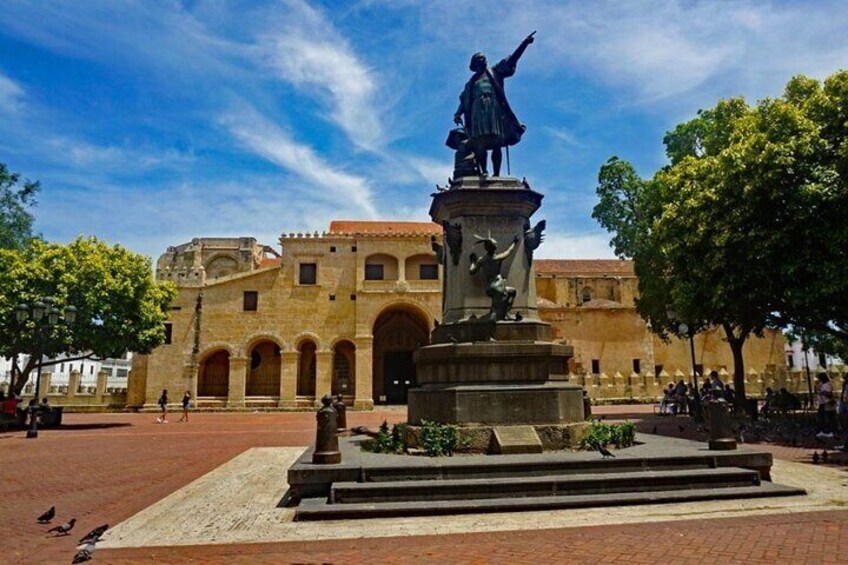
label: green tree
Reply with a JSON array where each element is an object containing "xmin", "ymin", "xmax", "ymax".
[
  {"xmin": 593, "ymin": 70, "xmax": 848, "ymax": 402},
  {"xmin": 0, "ymin": 237, "xmax": 177, "ymax": 394},
  {"xmin": 0, "ymin": 163, "xmax": 40, "ymax": 250}
]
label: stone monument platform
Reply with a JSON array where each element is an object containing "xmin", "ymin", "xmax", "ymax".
[
  {"xmin": 409, "ymin": 176, "xmax": 583, "ymax": 428},
  {"xmin": 286, "ymin": 433, "xmax": 805, "ymax": 521}
]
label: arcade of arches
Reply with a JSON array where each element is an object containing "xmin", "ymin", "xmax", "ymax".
[{"xmin": 191, "ymin": 306, "xmax": 430, "ymax": 407}]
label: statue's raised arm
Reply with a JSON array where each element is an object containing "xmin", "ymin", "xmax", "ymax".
[{"xmin": 507, "ymin": 31, "xmax": 536, "ymax": 67}]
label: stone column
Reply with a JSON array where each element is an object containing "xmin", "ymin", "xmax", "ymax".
[
  {"xmin": 96, "ymin": 370, "xmax": 108, "ymax": 399},
  {"xmin": 354, "ymin": 336, "xmax": 374, "ymax": 410},
  {"xmin": 37, "ymin": 371, "xmax": 52, "ymax": 400},
  {"xmin": 314, "ymin": 350, "xmax": 333, "ymax": 406},
  {"xmin": 67, "ymin": 370, "xmax": 80, "ymax": 399},
  {"xmin": 279, "ymin": 351, "xmax": 298, "ymax": 408},
  {"xmin": 228, "ymin": 356, "xmax": 248, "ymax": 408},
  {"xmin": 397, "ymin": 257, "xmax": 406, "ymax": 282}
]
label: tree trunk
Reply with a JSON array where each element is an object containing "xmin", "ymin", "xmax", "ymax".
[{"xmin": 722, "ymin": 323, "xmax": 748, "ymax": 405}]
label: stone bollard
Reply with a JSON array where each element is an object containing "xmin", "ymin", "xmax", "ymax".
[
  {"xmin": 312, "ymin": 394, "xmax": 341, "ymax": 464},
  {"xmin": 707, "ymin": 400, "xmax": 737, "ymax": 450},
  {"xmin": 334, "ymin": 393, "xmax": 347, "ymax": 432}
]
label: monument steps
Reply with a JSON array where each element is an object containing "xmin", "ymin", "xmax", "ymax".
[
  {"xmin": 358, "ymin": 455, "xmax": 726, "ymax": 483},
  {"xmin": 329, "ymin": 467, "xmax": 762, "ymax": 504},
  {"xmin": 294, "ymin": 481, "xmax": 804, "ymax": 521}
]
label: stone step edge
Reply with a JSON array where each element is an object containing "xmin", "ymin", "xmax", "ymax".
[
  {"xmin": 334, "ymin": 467, "xmax": 760, "ymax": 492},
  {"xmin": 294, "ymin": 483, "xmax": 806, "ymax": 521}
]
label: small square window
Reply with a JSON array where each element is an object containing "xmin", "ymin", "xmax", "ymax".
[
  {"xmin": 330, "ymin": 246, "xmax": 336, "ymax": 253},
  {"xmin": 350, "ymin": 294, "xmax": 357, "ymax": 301},
  {"xmin": 329, "ymin": 294, "xmax": 336, "ymax": 301},
  {"xmin": 351, "ymin": 245, "xmax": 357, "ymax": 252},
  {"xmin": 164, "ymin": 322, "xmax": 173, "ymax": 345},
  {"xmin": 243, "ymin": 291, "xmax": 258, "ymax": 311},
  {"xmin": 419, "ymin": 264, "xmax": 439, "ymax": 280},
  {"xmin": 632, "ymin": 358, "xmax": 641, "ymax": 374},
  {"xmin": 365, "ymin": 264, "xmax": 384, "ymax": 280},
  {"xmin": 591, "ymin": 359, "xmax": 600, "ymax": 374},
  {"xmin": 299, "ymin": 263, "xmax": 317, "ymax": 285}
]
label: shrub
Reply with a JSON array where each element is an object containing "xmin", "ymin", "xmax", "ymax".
[
  {"xmin": 420, "ymin": 420, "xmax": 469, "ymax": 457},
  {"xmin": 581, "ymin": 419, "xmax": 637, "ymax": 450},
  {"xmin": 372, "ymin": 420, "xmax": 406, "ymax": 454}
]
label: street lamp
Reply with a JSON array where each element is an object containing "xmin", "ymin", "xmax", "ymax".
[{"xmin": 15, "ymin": 298, "xmax": 77, "ymax": 439}]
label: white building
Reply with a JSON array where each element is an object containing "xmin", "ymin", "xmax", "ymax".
[
  {"xmin": 0, "ymin": 353, "xmax": 133, "ymax": 389},
  {"xmin": 784, "ymin": 341, "xmax": 844, "ymax": 373}
]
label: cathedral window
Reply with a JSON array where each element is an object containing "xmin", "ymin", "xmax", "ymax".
[{"xmin": 299, "ymin": 263, "xmax": 317, "ymax": 285}]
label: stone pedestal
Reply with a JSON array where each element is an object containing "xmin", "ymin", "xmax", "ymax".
[{"xmin": 409, "ymin": 176, "xmax": 584, "ymax": 426}]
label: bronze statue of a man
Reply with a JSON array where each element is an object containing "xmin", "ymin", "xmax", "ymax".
[{"xmin": 453, "ymin": 32, "xmax": 535, "ymax": 177}]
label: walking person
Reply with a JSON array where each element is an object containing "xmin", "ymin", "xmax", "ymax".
[
  {"xmin": 157, "ymin": 389, "xmax": 169, "ymax": 423},
  {"xmin": 815, "ymin": 373, "xmax": 837, "ymax": 439},
  {"xmin": 178, "ymin": 391, "xmax": 191, "ymax": 423}
]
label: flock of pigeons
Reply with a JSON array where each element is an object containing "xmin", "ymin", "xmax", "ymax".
[{"xmin": 37, "ymin": 506, "xmax": 108, "ymax": 563}]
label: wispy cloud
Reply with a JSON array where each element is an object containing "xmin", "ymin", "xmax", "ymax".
[
  {"xmin": 0, "ymin": 72, "xmax": 24, "ymax": 114},
  {"xmin": 260, "ymin": 0, "xmax": 382, "ymax": 149},
  {"xmin": 544, "ymin": 126, "xmax": 582, "ymax": 147},
  {"xmin": 221, "ymin": 104, "xmax": 378, "ymax": 218},
  {"xmin": 419, "ymin": 0, "xmax": 848, "ymax": 104}
]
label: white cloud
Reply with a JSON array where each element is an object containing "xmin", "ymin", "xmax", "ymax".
[
  {"xmin": 0, "ymin": 72, "xmax": 24, "ymax": 113},
  {"xmin": 221, "ymin": 105, "xmax": 378, "ymax": 219},
  {"xmin": 419, "ymin": 0, "xmax": 848, "ymax": 104},
  {"xmin": 259, "ymin": 0, "xmax": 382, "ymax": 149},
  {"xmin": 536, "ymin": 231, "xmax": 617, "ymax": 260},
  {"xmin": 544, "ymin": 126, "xmax": 582, "ymax": 147}
]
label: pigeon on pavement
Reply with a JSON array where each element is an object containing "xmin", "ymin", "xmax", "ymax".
[
  {"xmin": 597, "ymin": 443, "xmax": 615, "ymax": 458},
  {"xmin": 47, "ymin": 518, "xmax": 76, "ymax": 536},
  {"xmin": 79, "ymin": 524, "xmax": 108, "ymax": 544},
  {"xmin": 72, "ymin": 541, "xmax": 95, "ymax": 563},
  {"xmin": 37, "ymin": 506, "xmax": 55, "ymax": 524}
]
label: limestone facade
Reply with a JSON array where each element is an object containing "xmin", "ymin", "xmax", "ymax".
[{"xmin": 130, "ymin": 221, "xmax": 794, "ymax": 410}]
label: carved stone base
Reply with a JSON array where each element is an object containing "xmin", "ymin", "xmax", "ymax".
[
  {"xmin": 415, "ymin": 340, "xmax": 573, "ymax": 385},
  {"xmin": 407, "ymin": 382, "xmax": 584, "ymax": 426},
  {"xmin": 431, "ymin": 319, "xmax": 553, "ymax": 344}
]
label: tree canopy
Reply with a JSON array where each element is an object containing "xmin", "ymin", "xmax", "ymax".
[
  {"xmin": 0, "ymin": 163, "xmax": 40, "ymax": 250},
  {"xmin": 0, "ymin": 236, "xmax": 177, "ymax": 393},
  {"xmin": 593, "ymin": 70, "xmax": 848, "ymax": 401}
]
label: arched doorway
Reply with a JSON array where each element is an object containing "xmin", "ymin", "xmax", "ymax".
[
  {"xmin": 297, "ymin": 340, "xmax": 317, "ymax": 397},
  {"xmin": 198, "ymin": 350, "xmax": 230, "ymax": 397},
  {"xmin": 332, "ymin": 340, "xmax": 356, "ymax": 401},
  {"xmin": 247, "ymin": 340, "xmax": 281, "ymax": 396},
  {"xmin": 372, "ymin": 306, "xmax": 430, "ymax": 404}
]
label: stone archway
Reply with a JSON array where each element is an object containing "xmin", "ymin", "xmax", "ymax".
[
  {"xmin": 246, "ymin": 340, "xmax": 281, "ymax": 396},
  {"xmin": 198, "ymin": 349, "xmax": 230, "ymax": 397},
  {"xmin": 372, "ymin": 306, "xmax": 430, "ymax": 404},
  {"xmin": 332, "ymin": 340, "xmax": 356, "ymax": 401}
]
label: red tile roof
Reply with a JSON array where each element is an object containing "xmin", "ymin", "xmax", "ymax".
[
  {"xmin": 258, "ymin": 257, "xmax": 281, "ymax": 268},
  {"xmin": 329, "ymin": 220, "xmax": 441, "ymax": 236},
  {"xmin": 535, "ymin": 259, "xmax": 634, "ymax": 276}
]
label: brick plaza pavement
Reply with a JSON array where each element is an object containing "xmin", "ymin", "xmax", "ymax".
[{"xmin": 1, "ymin": 405, "xmax": 846, "ymax": 564}]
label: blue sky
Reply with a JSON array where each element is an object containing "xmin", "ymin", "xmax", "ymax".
[{"xmin": 1, "ymin": 0, "xmax": 847, "ymax": 261}]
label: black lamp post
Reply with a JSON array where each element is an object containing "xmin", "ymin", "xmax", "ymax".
[{"xmin": 15, "ymin": 297, "xmax": 77, "ymax": 439}]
